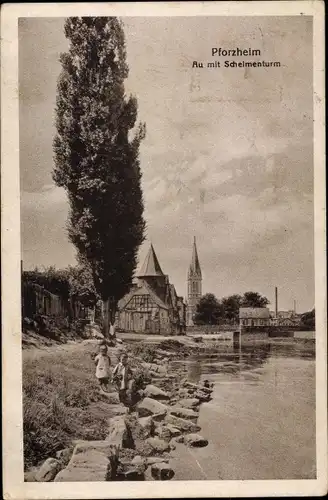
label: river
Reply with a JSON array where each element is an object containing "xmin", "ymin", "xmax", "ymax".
[{"xmin": 169, "ymin": 340, "xmax": 316, "ymax": 480}]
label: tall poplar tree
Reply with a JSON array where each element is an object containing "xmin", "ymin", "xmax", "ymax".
[{"xmin": 53, "ymin": 17, "xmax": 146, "ymax": 336}]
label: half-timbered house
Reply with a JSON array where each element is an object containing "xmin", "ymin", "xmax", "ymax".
[{"xmin": 117, "ymin": 244, "xmax": 186, "ymax": 334}]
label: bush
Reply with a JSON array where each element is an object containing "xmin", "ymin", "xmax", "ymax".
[
  {"xmin": 159, "ymin": 339, "xmax": 184, "ymax": 351},
  {"xmin": 128, "ymin": 344, "xmax": 157, "ymax": 363}
]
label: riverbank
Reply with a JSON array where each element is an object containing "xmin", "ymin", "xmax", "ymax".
[
  {"xmin": 23, "ymin": 333, "xmax": 315, "ymax": 481},
  {"xmin": 23, "ymin": 335, "xmax": 215, "ymax": 481}
]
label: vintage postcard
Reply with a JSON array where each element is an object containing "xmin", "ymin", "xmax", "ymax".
[{"xmin": 1, "ymin": 1, "xmax": 326, "ymax": 498}]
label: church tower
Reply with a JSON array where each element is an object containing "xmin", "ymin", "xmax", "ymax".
[{"xmin": 187, "ymin": 237, "xmax": 202, "ymax": 326}]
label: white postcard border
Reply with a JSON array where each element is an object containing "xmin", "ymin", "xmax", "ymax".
[{"xmin": 1, "ymin": 2, "xmax": 326, "ymax": 498}]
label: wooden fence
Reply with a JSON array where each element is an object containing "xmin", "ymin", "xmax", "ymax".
[{"xmin": 22, "ymin": 282, "xmax": 89, "ymax": 322}]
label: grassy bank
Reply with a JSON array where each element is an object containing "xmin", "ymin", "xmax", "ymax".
[
  {"xmin": 23, "ymin": 340, "xmax": 153, "ymax": 470},
  {"xmin": 23, "ymin": 343, "xmax": 115, "ymax": 469}
]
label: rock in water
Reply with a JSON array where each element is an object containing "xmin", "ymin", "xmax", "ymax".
[
  {"xmin": 144, "ymin": 384, "xmax": 170, "ymax": 401},
  {"xmin": 184, "ymin": 433, "xmax": 209, "ymax": 447},
  {"xmin": 171, "ymin": 434, "xmax": 185, "ymax": 444},
  {"xmin": 178, "ymin": 398, "xmax": 200, "ymax": 410},
  {"xmin": 166, "ymin": 424, "xmax": 182, "ymax": 437},
  {"xmin": 165, "ymin": 414, "xmax": 201, "ymax": 433},
  {"xmin": 151, "ymin": 462, "xmax": 175, "ymax": 480},
  {"xmin": 146, "ymin": 457, "xmax": 170, "ymax": 466},
  {"xmin": 194, "ymin": 390, "xmax": 211, "ymax": 402},
  {"xmin": 183, "ymin": 381, "xmax": 212, "ymax": 395},
  {"xmin": 35, "ymin": 458, "xmax": 61, "ymax": 482},
  {"xmin": 137, "ymin": 397, "xmax": 167, "ymax": 419},
  {"xmin": 145, "ymin": 437, "xmax": 171, "ymax": 454},
  {"xmin": 155, "ymin": 424, "xmax": 181, "ymax": 440},
  {"xmin": 169, "ymin": 406, "xmax": 199, "ymax": 421}
]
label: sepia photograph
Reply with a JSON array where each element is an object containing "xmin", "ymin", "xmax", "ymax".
[{"xmin": 1, "ymin": 2, "xmax": 326, "ymax": 498}]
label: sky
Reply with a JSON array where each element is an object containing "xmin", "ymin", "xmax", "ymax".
[{"xmin": 19, "ymin": 16, "xmax": 314, "ymax": 312}]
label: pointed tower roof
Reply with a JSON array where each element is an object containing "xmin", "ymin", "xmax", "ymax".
[
  {"xmin": 188, "ymin": 237, "xmax": 202, "ymax": 277},
  {"xmin": 138, "ymin": 244, "xmax": 164, "ymax": 277}
]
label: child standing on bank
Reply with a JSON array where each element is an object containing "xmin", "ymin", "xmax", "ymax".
[
  {"xmin": 94, "ymin": 345, "xmax": 111, "ymax": 392},
  {"xmin": 111, "ymin": 353, "xmax": 134, "ymax": 408}
]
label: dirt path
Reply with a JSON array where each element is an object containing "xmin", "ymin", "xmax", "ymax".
[
  {"xmin": 22, "ymin": 338, "xmax": 125, "ymax": 364},
  {"xmin": 23, "ymin": 338, "xmax": 93, "ymax": 357}
]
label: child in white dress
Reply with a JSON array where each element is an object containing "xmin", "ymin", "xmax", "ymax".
[{"xmin": 94, "ymin": 345, "xmax": 111, "ymax": 391}]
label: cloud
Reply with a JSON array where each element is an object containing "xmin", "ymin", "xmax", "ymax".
[
  {"xmin": 21, "ymin": 186, "xmax": 76, "ymax": 270},
  {"xmin": 19, "ymin": 16, "xmax": 314, "ymax": 311},
  {"xmin": 21, "ymin": 185, "xmax": 67, "ymax": 211}
]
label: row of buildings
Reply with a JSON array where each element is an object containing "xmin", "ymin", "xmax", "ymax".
[
  {"xmin": 239, "ymin": 307, "xmax": 304, "ymax": 329},
  {"xmin": 21, "ymin": 239, "xmax": 202, "ymax": 335},
  {"xmin": 23, "ymin": 238, "xmax": 306, "ymax": 335},
  {"xmin": 116, "ymin": 240, "xmax": 306, "ymax": 334},
  {"xmin": 116, "ymin": 239, "xmax": 202, "ymax": 334}
]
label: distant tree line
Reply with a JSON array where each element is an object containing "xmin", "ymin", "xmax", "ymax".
[
  {"xmin": 194, "ymin": 292, "xmax": 269, "ymax": 325},
  {"xmin": 194, "ymin": 292, "xmax": 315, "ymax": 328}
]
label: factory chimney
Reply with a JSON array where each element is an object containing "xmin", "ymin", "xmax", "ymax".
[{"xmin": 275, "ymin": 287, "xmax": 278, "ymax": 318}]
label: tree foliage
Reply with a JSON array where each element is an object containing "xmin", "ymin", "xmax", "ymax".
[
  {"xmin": 53, "ymin": 17, "xmax": 146, "ymax": 320},
  {"xmin": 23, "ymin": 265, "xmax": 99, "ymax": 307},
  {"xmin": 194, "ymin": 293, "xmax": 223, "ymax": 325},
  {"xmin": 220, "ymin": 292, "xmax": 269, "ymax": 323},
  {"xmin": 221, "ymin": 294, "xmax": 243, "ymax": 323},
  {"xmin": 23, "ymin": 267, "xmax": 71, "ymax": 299},
  {"xmin": 66, "ymin": 264, "xmax": 99, "ymax": 307},
  {"xmin": 193, "ymin": 291, "xmax": 270, "ymax": 325},
  {"xmin": 241, "ymin": 291, "xmax": 270, "ymax": 308},
  {"xmin": 301, "ymin": 308, "xmax": 315, "ymax": 329}
]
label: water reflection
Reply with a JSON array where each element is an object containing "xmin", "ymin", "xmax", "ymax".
[
  {"xmin": 172, "ymin": 340, "xmax": 315, "ymax": 383},
  {"xmin": 171, "ymin": 339, "xmax": 316, "ymax": 480}
]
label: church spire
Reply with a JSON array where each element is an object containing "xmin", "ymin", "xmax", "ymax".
[
  {"xmin": 188, "ymin": 236, "xmax": 202, "ymax": 278},
  {"xmin": 138, "ymin": 244, "xmax": 164, "ymax": 277},
  {"xmin": 187, "ymin": 237, "xmax": 202, "ymax": 327}
]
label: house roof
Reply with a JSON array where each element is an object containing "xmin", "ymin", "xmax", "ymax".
[
  {"xmin": 118, "ymin": 281, "xmax": 169, "ymax": 311},
  {"xmin": 239, "ymin": 307, "xmax": 270, "ymax": 319},
  {"xmin": 138, "ymin": 244, "xmax": 164, "ymax": 277},
  {"xmin": 188, "ymin": 237, "xmax": 202, "ymax": 277}
]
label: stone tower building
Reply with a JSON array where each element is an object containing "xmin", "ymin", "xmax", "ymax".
[{"xmin": 187, "ymin": 237, "xmax": 202, "ymax": 326}]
